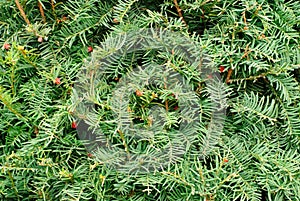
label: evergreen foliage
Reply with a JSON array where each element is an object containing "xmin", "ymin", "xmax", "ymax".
[{"xmin": 0, "ymin": 0, "xmax": 299, "ymax": 200}]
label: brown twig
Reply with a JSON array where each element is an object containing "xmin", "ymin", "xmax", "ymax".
[
  {"xmin": 242, "ymin": 11, "xmax": 247, "ymax": 25},
  {"xmin": 164, "ymin": 77, "xmax": 169, "ymax": 112},
  {"xmin": 15, "ymin": 0, "xmax": 31, "ymax": 26},
  {"xmin": 241, "ymin": 44, "xmax": 251, "ymax": 60},
  {"xmin": 38, "ymin": 1, "xmax": 46, "ymax": 23},
  {"xmin": 50, "ymin": 0, "xmax": 55, "ymax": 11},
  {"xmin": 117, "ymin": 130, "xmax": 129, "ymax": 155},
  {"xmin": 226, "ymin": 68, "xmax": 233, "ymax": 84},
  {"xmin": 173, "ymin": 0, "xmax": 187, "ymax": 27},
  {"xmin": 227, "ymin": 72, "xmax": 269, "ymax": 83}
]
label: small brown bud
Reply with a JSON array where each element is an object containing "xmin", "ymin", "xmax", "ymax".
[
  {"xmin": 3, "ymin": 43, "xmax": 10, "ymax": 50},
  {"xmin": 135, "ymin": 90, "xmax": 143, "ymax": 97},
  {"xmin": 54, "ymin": 77, "xmax": 61, "ymax": 85}
]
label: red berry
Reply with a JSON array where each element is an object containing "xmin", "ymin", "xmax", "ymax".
[
  {"xmin": 174, "ymin": 105, "xmax": 179, "ymax": 111},
  {"xmin": 38, "ymin": 37, "xmax": 43, "ymax": 43},
  {"xmin": 135, "ymin": 90, "xmax": 143, "ymax": 97},
  {"xmin": 87, "ymin": 46, "xmax": 93, "ymax": 53},
  {"xmin": 87, "ymin": 153, "xmax": 93, "ymax": 157},
  {"xmin": 219, "ymin": 66, "xmax": 225, "ymax": 73},
  {"xmin": 71, "ymin": 121, "xmax": 77, "ymax": 129},
  {"xmin": 3, "ymin": 43, "xmax": 10, "ymax": 50},
  {"xmin": 223, "ymin": 158, "xmax": 229, "ymax": 163},
  {"xmin": 54, "ymin": 77, "xmax": 61, "ymax": 85}
]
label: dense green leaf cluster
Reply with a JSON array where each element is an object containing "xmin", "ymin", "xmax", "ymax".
[{"xmin": 0, "ymin": 0, "xmax": 299, "ymax": 200}]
